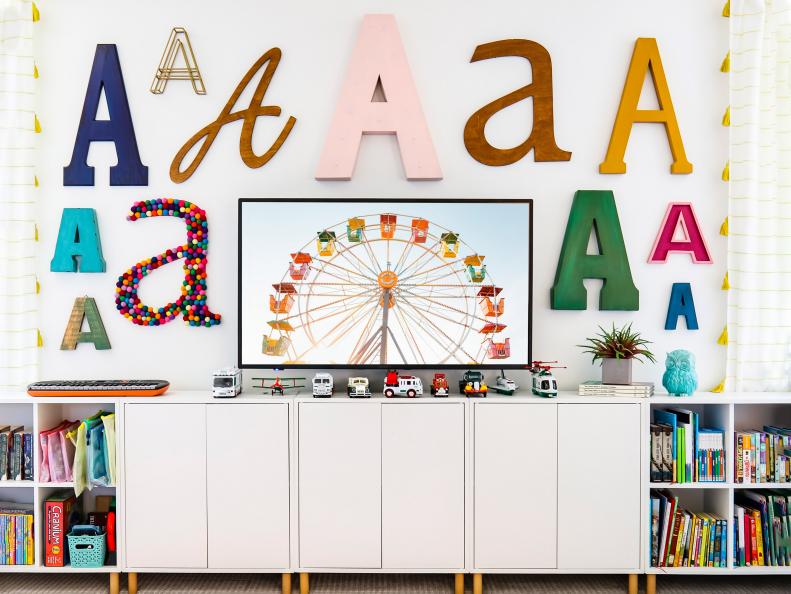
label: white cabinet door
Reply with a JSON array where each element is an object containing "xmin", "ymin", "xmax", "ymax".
[
  {"xmin": 382, "ymin": 403, "xmax": 464, "ymax": 569},
  {"xmin": 557, "ymin": 403, "xmax": 640, "ymax": 570},
  {"xmin": 207, "ymin": 403, "xmax": 290, "ymax": 569},
  {"xmin": 474, "ymin": 403, "xmax": 557, "ymax": 569},
  {"xmin": 125, "ymin": 404, "xmax": 207, "ymax": 568},
  {"xmin": 298, "ymin": 402, "xmax": 381, "ymax": 568}
]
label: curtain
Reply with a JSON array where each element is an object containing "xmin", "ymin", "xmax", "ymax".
[
  {"xmin": 0, "ymin": 0, "xmax": 38, "ymax": 390},
  {"xmin": 727, "ymin": 0, "xmax": 791, "ymax": 391}
]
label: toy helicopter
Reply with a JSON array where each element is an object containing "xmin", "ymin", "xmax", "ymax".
[
  {"xmin": 528, "ymin": 361, "xmax": 566, "ymax": 398},
  {"xmin": 251, "ymin": 375, "xmax": 306, "ymax": 396}
]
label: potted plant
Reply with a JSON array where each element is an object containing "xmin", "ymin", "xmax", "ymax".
[{"xmin": 578, "ymin": 323, "xmax": 656, "ymax": 385}]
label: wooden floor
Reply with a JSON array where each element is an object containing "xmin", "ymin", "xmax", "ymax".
[{"xmin": 1, "ymin": 573, "xmax": 790, "ymax": 593}]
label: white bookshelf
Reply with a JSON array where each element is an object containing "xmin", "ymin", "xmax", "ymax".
[{"xmin": 645, "ymin": 392, "xmax": 791, "ymax": 584}]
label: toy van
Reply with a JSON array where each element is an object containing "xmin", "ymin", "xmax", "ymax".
[
  {"xmin": 347, "ymin": 376, "xmax": 371, "ymax": 398},
  {"xmin": 212, "ymin": 367, "xmax": 241, "ymax": 398},
  {"xmin": 383, "ymin": 374, "xmax": 423, "ymax": 398},
  {"xmin": 312, "ymin": 372, "xmax": 333, "ymax": 397}
]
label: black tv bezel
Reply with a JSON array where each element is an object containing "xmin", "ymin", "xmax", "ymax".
[{"xmin": 237, "ymin": 197, "xmax": 533, "ymax": 370}]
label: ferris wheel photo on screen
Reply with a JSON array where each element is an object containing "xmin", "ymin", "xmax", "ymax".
[{"xmin": 238, "ymin": 198, "xmax": 532, "ymax": 369}]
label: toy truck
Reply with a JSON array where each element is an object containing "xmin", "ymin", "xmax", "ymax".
[
  {"xmin": 460, "ymin": 370, "xmax": 487, "ymax": 397},
  {"xmin": 383, "ymin": 371, "xmax": 423, "ymax": 398},
  {"xmin": 347, "ymin": 376, "xmax": 371, "ymax": 398},
  {"xmin": 431, "ymin": 373, "xmax": 449, "ymax": 397},
  {"xmin": 212, "ymin": 367, "xmax": 241, "ymax": 398},
  {"xmin": 312, "ymin": 372, "xmax": 333, "ymax": 397}
]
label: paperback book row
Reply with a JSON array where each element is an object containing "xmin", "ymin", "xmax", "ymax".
[
  {"xmin": 735, "ymin": 427, "xmax": 791, "ymax": 483},
  {"xmin": 733, "ymin": 490, "xmax": 791, "ymax": 567},
  {"xmin": 651, "ymin": 409, "xmax": 726, "ymax": 483},
  {"xmin": 0, "ymin": 426, "xmax": 33, "ymax": 482},
  {"xmin": 40, "ymin": 411, "xmax": 116, "ymax": 496},
  {"xmin": 0, "ymin": 501, "xmax": 33, "ymax": 565},
  {"xmin": 650, "ymin": 489, "xmax": 727, "ymax": 568},
  {"xmin": 44, "ymin": 490, "xmax": 116, "ymax": 567}
]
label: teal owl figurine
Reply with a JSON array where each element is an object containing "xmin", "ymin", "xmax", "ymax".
[{"xmin": 662, "ymin": 349, "xmax": 697, "ymax": 396}]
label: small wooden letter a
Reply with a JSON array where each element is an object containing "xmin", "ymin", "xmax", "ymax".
[
  {"xmin": 61, "ymin": 296, "xmax": 111, "ymax": 350},
  {"xmin": 150, "ymin": 27, "xmax": 206, "ymax": 95}
]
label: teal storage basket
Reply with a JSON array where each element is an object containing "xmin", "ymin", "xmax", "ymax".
[{"xmin": 67, "ymin": 525, "xmax": 106, "ymax": 568}]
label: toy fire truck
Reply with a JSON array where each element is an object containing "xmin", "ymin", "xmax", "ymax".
[
  {"xmin": 460, "ymin": 370, "xmax": 487, "ymax": 397},
  {"xmin": 383, "ymin": 370, "xmax": 423, "ymax": 398},
  {"xmin": 431, "ymin": 373, "xmax": 449, "ymax": 397}
]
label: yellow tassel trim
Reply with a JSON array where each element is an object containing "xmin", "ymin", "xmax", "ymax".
[
  {"xmin": 35, "ymin": 277, "xmax": 40, "ymax": 294},
  {"xmin": 34, "ymin": 114, "xmax": 41, "ymax": 133},
  {"xmin": 33, "ymin": 63, "xmax": 38, "ymax": 79},
  {"xmin": 722, "ymin": 0, "xmax": 730, "ymax": 17},
  {"xmin": 720, "ymin": 217, "xmax": 729, "ymax": 236},
  {"xmin": 34, "ymin": 224, "xmax": 38, "ymax": 241},
  {"xmin": 722, "ymin": 271, "xmax": 730, "ymax": 290},
  {"xmin": 37, "ymin": 329, "xmax": 43, "ymax": 347},
  {"xmin": 32, "ymin": 2, "xmax": 40, "ymax": 22},
  {"xmin": 721, "ymin": 51, "xmax": 730, "ymax": 73},
  {"xmin": 717, "ymin": 325, "xmax": 728, "ymax": 345},
  {"xmin": 711, "ymin": 380, "xmax": 725, "ymax": 393},
  {"xmin": 34, "ymin": 175, "xmax": 38, "ymax": 188},
  {"xmin": 722, "ymin": 161, "xmax": 730, "ymax": 181},
  {"xmin": 722, "ymin": 105, "xmax": 730, "ymax": 126}
]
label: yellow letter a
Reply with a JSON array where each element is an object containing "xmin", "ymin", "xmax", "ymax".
[{"xmin": 599, "ymin": 38, "xmax": 692, "ymax": 174}]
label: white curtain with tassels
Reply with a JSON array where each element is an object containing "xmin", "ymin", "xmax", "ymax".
[
  {"xmin": 727, "ymin": 0, "xmax": 791, "ymax": 391},
  {"xmin": 0, "ymin": 0, "xmax": 38, "ymax": 390}
]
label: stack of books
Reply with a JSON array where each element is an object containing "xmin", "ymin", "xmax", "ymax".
[
  {"xmin": 651, "ymin": 408, "xmax": 725, "ymax": 483},
  {"xmin": 734, "ymin": 491, "xmax": 791, "ymax": 566},
  {"xmin": 0, "ymin": 501, "xmax": 34, "ymax": 565},
  {"xmin": 578, "ymin": 381, "xmax": 654, "ymax": 397},
  {"xmin": 735, "ymin": 426, "xmax": 791, "ymax": 483},
  {"xmin": 651, "ymin": 489, "xmax": 727, "ymax": 568},
  {"xmin": 0, "ymin": 426, "xmax": 33, "ymax": 481}
]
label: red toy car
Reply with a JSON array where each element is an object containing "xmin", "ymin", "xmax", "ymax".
[{"xmin": 431, "ymin": 373, "xmax": 449, "ymax": 397}]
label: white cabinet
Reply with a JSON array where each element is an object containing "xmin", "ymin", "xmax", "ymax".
[
  {"xmin": 125, "ymin": 404, "xmax": 207, "ymax": 568},
  {"xmin": 473, "ymin": 403, "xmax": 557, "ymax": 569},
  {"xmin": 298, "ymin": 402, "xmax": 382, "ymax": 568},
  {"xmin": 557, "ymin": 403, "xmax": 640, "ymax": 570},
  {"xmin": 207, "ymin": 403, "xmax": 290, "ymax": 569},
  {"xmin": 382, "ymin": 403, "xmax": 465, "ymax": 569}
]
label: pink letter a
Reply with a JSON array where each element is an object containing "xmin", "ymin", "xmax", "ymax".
[
  {"xmin": 315, "ymin": 14, "xmax": 442, "ymax": 180},
  {"xmin": 648, "ymin": 202, "xmax": 712, "ymax": 263}
]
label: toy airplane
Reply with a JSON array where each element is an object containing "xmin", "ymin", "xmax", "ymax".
[
  {"xmin": 251, "ymin": 376, "xmax": 306, "ymax": 395},
  {"xmin": 528, "ymin": 361, "xmax": 565, "ymax": 398}
]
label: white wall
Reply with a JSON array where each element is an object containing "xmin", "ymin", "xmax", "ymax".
[{"xmin": 34, "ymin": 0, "xmax": 727, "ymax": 391}]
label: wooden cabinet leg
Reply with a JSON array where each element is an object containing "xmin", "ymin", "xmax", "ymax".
[
  {"xmin": 300, "ymin": 572, "xmax": 310, "ymax": 594},
  {"xmin": 628, "ymin": 574, "xmax": 638, "ymax": 594},
  {"xmin": 472, "ymin": 573, "xmax": 482, "ymax": 594},
  {"xmin": 454, "ymin": 573, "xmax": 464, "ymax": 594},
  {"xmin": 109, "ymin": 573, "xmax": 119, "ymax": 594},
  {"xmin": 282, "ymin": 573, "xmax": 292, "ymax": 594},
  {"xmin": 128, "ymin": 572, "xmax": 138, "ymax": 594},
  {"xmin": 646, "ymin": 574, "xmax": 657, "ymax": 594}
]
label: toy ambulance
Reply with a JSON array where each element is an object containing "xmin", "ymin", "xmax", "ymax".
[
  {"xmin": 212, "ymin": 367, "xmax": 241, "ymax": 398},
  {"xmin": 460, "ymin": 370, "xmax": 487, "ymax": 397},
  {"xmin": 312, "ymin": 372, "xmax": 334, "ymax": 398},
  {"xmin": 347, "ymin": 376, "xmax": 371, "ymax": 398},
  {"xmin": 383, "ymin": 370, "xmax": 423, "ymax": 398},
  {"xmin": 431, "ymin": 373, "xmax": 449, "ymax": 397}
]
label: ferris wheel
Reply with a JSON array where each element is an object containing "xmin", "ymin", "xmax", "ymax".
[{"xmin": 262, "ymin": 213, "xmax": 510, "ymax": 365}]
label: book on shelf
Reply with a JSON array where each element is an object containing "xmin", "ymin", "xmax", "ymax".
[
  {"xmin": 651, "ymin": 409, "xmax": 725, "ymax": 483},
  {"xmin": 0, "ymin": 427, "xmax": 32, "ymax": 482},
  {"xmin": 0, "ymin": 501, "xmax": 34, "ymax": 565},
  {"xmin": 578, "ymin": 381, "xmax": 654, "ymax": 397},
  {"xmin": 45, "ymin": 490, "xmax": 78, "ymax": 567},
  {"xmin": 735, "ymin": 426, "xmax": 791, "ymax": 484},
  {"xmin": 734, "ymin": 490, "xmax": 791, "ymax": 567},
  {"xmin": 651, "ymin": 489, "xmax": 727, "ymax": 568}
]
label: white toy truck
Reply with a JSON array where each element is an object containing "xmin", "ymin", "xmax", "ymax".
[
  {"xmin": 347, "ymin": 376, "xmax": 371, "ymax": 398},
  {"xmin": 383, "ymin": 373, "xmax": 423, "ymax": 398},
  {"xmin": 312, "ymin": 372, "xmax": 334, "ymax": 397},
  {"xmin": 212, "ymin": 367, "xmax": 241, "ymax": 398}
]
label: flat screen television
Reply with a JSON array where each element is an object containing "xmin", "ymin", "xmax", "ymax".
[{"xmin": 238, "ymin": 198, "xmax": 532, "ymax": 369}]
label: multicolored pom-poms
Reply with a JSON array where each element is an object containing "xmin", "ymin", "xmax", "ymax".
[{"xmin": 115, "ymin": 198, "xmax": 221, "ymax": 328}]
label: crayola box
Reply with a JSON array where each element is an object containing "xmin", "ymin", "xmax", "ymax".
[{"xmin": 45, "ymin": 490, "xmax": 77, "ymax": 567}]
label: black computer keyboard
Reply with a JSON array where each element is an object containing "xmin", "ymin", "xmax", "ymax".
[{"xmin": 27, "ymin": 380, "xmax": 170, "ymax": 397}]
